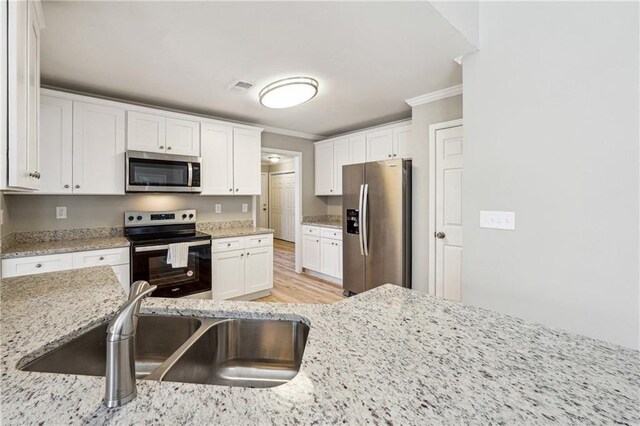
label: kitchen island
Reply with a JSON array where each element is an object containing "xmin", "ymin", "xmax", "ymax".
[{"xmin": 1, "ymin": 267, "xmax": 638, "ymax": 425}]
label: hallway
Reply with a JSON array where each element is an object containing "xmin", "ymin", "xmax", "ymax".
[{"xmin": 256, "ymin": 239, "xmax": 345, "ymax": 304}]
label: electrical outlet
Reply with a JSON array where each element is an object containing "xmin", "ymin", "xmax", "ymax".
[
  {"xmin": 56, "ymin": 206, "xmax": 67, "ymax": 219},
  {"xmin": 242, "ymin": 203, "xmax": 248, "ymax": 213},
  {"xmin": 480, "ymin": 211, "xmax": 515, "ymax": 230},
  {"xmin": 215, "ymin": 204, "xmax": 222, "ymax": 214}
]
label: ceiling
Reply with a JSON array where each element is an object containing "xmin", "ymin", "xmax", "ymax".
[{"xmin": 40, "ymin": 1, "xmax": 475, "ymax": 137}]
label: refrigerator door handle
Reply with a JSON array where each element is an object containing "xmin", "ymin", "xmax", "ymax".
[
  {"xmin": 362, "ymin": 183, "xmax": 369, "ymax": 256},
  {"xmin": 358, "ymin": 184, "xmax": 365, "ymax": 256}
]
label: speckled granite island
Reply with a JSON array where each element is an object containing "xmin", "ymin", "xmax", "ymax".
[{"xmin": 2, "ymin": 267, "xmax": 639, "ymax": 425}]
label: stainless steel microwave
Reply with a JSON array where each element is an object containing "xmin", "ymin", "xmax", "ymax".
[{"xmin": 126, "ymin": 151, "xmax": 202, "ymax": 193}]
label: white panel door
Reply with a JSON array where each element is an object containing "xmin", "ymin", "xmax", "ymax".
[
  {"xmin": 72, "ymin": 101, "xmax": 126, "ymax": 194},
  {"xmin": 349, "ymin": 134, "xmax": 366, "ymax": 164},
  {"xmin": 435, "ymin": 125, "xmax": 464, "ymax": 302},
  {"xmin": 244, "ymin": 246, "xmax": 273, "ymax": 294},
  {"xmin": 39, "ymin": 96, "xmax": 73, "ymax": 193},
  {"xmin": 259, "ymin": 172, "xmax": 269, "ymax": 227},
  {"xmin": 232, "ymin": 128, "xmax": 261, "ymax": 195},
  {"xmin": 270, "ymin": 174, "xmax": 284, "ymax": 239},
  {"xmin": 302, "ymin": 234, "xmax": 321, "ymax": 271},
  {"xmin": 393, "ymin": 124, "xmax": 412, "ymax": 159},
  {"xmin": 314, "ymin": 141, "xmax": 333, "ymax": 195},
  {"xmin": 333, "ymin": 138, "xmax": 349, "ymax": 195},
  {"xmin": 126, "ymin": 111, "xmax": 165, "ymax": 153},
  {"xmin": 165, "ymin": 118, "xmax": 200, "ymax": 156},
  {"xmin": 270, "ymin": 173, "xmax": 295, "ymax": 242},
  {"xmin": 366, "ymin": 128, "xmax": 393, "ymax": 162},
  {"xmin": 212, "ymin": 250, "xmax": 245, "ymax": 300},
  {"xmin": 320, "ymin": 238, "xmax": 340, "ymax": 277},
  {"xmin": 201, "ymin": 123, "xmax": 234, "ymax": 195}
]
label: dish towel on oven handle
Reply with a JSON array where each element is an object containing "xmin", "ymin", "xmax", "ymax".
[{"xmin": 166, "ymin": 242, "xmax": 190, "ymax": 268}]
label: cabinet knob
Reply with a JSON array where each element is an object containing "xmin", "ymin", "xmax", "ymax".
[
  {"xmin": 229, "ymin": 188, "xmax": 233, "ymax": 192},
  {"xmin": 258, "ymin": 239, "xmax": 261, "ymax": 243},
  {"xmin": 388, "ymin": 154, "xmax": 392, "ymax": 158},
  {"xmin": 159, "ymin": 146, "xmax": 164, "ymax": 150},
  {"xmin": 167, "ymin": 146, "xmax": 172, "ymax": 150},
  {"xmin": 35, "ymin": 264, "xmax": 42, "ymax": 268},
  {"xmin": 227, "ymin": 243, "xmax": 231, "ymax": 247},
  {"xmin": 99, "ymin": 256, "xmax": 105, "ymax": 261},
  {"xmin": 247, "ymin": 252, "xmax": 250, "ymax": 256},
  {"xmin": 75, "ymin": 185, "xmax": 80, "ymax": 189},
  {"xmin": 29, "ymin": 171, "xmax": 41, "ymax": 179},
  {"xmin": 393, "ymin": 154, "xmax": 397, "ymax": 157},
  {"xmin": 330, "ymin": 189, "xmax": 333, "ymax": 192},
  {"xmin": 235, "ymin": 188, "xmax": 239, "ymax": 192},
  {"xmin": 64, "ymin": 184, "xmax": 70, "ymax": 189},
  {"xmin": 241, "ymin": 253, "xmax": 244, "ymax": 257}
]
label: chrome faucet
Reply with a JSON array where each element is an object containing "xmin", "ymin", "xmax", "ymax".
[{"xmin": 104, "ymin": 281, "xmax": 157, "ymax": 408}]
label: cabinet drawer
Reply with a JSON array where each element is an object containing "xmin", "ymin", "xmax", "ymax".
[
  {"xmin": 212, "ymin": 237, "xmax": 245, "ymax": 253},
  {"xmin": 303, "ymin": 225, "xmax": 320, "ymax": 237},
  {"xmin": 2, "ymin": 253, "xmax": 74, "ymax": 278},
  {"xmin": 72, "ymin": 247, "xmax": 129, "ymax": 268},
  {"xmin": 320, "ymin": 227, "xmax": 342, "ymax": 241},
  {"xmin": 245, "ymin": 234, "xmax": 273, "ymax": 248}
]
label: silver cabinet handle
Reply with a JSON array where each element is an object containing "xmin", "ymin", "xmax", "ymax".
[
  {"xmin": 258, "ymin": 239, "xmax": 261, "ymax": 243},
  {"xmin": 229, "ymin": 188, "xmax": 232, "ymax": 192},
  {"xmin": 29, "ymin": 172, "xmax": 41, "ymax": 179},
  {"xmin": 99, "ymin": 256, "xmax": 105, "ymax": 260},
  {"xmin": 393, "ymin": 154, "xmax": 397, "ymax": 157},
  {"xmin": 35, "ymin": 264, "xmax": 42, "ymax": 268},
  {"xmin": 75, "ymin": 185, "xmax": 80, "ymax": 189},
  {"xmin": 159, "ymin": 146, "xmax": 164, "ymax": 150},
  {"xmin": 247, "ymin": 252, "xmax": 250, "ymax": 256},
  {"xmin": 241, "ymin": 253, "xmax": 244, "ymax": 257},
  {"xmin": 167, "ymin": 146, "xmax": 172, "ymax": 150},
  {"xmin": 64, "ymin": 184, "xmax": 70, "ymax": 189},
  {"xmin": 388, "ymin": 154, "xmax": 392, "ymax": 158},
  {"xmin": 227, "ymin": 243, "xmax": 231, "ymax": 247},
  {"xmin": 235, "ymin": 188, "xmax": 239, "ymax": 192},
  {"xmin": 436, "ymin": 232, "xmax": 446, "ymax": 239}
]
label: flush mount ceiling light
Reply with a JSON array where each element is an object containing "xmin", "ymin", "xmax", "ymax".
[
  {"xmin": 259, "ymin": 77, "xmax": 319, "ymax": 109},
  {"xmin": 268, "ymin": 155, "xmax": 281, "ymax": 163}
]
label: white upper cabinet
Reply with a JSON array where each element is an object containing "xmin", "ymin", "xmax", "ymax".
[
  {"xmin": 333, "ymin": 138, "xmax": 349, "ymax": 196},
  {"xmin": 232, "ymin": 127, "xmax": 262, "ymax": 195},
  {"xmin": 127, "ymin": 112, "xmax": 200, "ymax": 156},
  {"xmin": 73, "ymin": 101, "xmax": 125, "ymax": 194},
  {"xmin": 366, "ymin": 128, "xmax": 394, "ymax": 162},
  {"xmin": 6, "ymin": 0, "xmax": 44, "ymax": 190},
  {"xmin": 349, "ymin": 134, "xmax": 366, "ymax": 164},
  {"xmin": 39, "ymin": 95, "xmax": 73, "ymax": 193},
  {"xmin": 393, "ymin": 124, "xmax": 412, "ymax": 159},
  {"xmin": 314, "ymin": 141, "xmax": 334, "ymax": 195},
  {"xmin": 165, "ymin": 118, "xmax": 199, "ymax": 156},
  {"xmin": 201, "ymin": 123, "xmax": 234, "ymax": 195}
]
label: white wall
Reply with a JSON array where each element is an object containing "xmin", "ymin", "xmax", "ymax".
[
  {"xmin": 429, "ymin": 1, "xmax": 479, "ymax": 49},
  {"xmin": 462, "ymin": 2, "xmax": 639, "ymax": 349},
  {"xmin": 411, "ymin": 95, "xmax": 463, "ymax": 292}
]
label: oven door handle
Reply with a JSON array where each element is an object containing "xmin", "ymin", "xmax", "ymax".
[{"xmin": 134, "ymin": 240, "xmax": 210, "ymax": 253}]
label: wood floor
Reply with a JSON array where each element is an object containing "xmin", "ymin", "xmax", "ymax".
[{"xmin": 255, "ymin": 239, "xmax": 346, "ymax": 304}]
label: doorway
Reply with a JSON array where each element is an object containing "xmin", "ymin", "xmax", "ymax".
[
  {"xmin": 428, "ymin": 119, "xmax": 463, "ymax": 302},
  {"xmin": 259, "ymin": 173, "xmax": 269, "ymax": 227},
  {"xmin": 270, "ymin": 172, "xmax": 295, "ymax": 242}
]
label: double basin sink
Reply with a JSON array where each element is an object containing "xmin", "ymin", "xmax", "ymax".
[{"xmin": 20, "ymin": 315, "xmax": 310, "ymax": 388}]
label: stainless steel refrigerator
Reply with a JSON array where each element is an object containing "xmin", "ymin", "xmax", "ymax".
[{"xmin": 342, "ymin": 159, "xmax": 412, "ymax": 295}]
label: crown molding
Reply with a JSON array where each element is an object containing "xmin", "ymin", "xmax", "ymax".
[
  {"xmin": 260, "ymin": 125, "xmax": 324, "ymax": 141},
  {"xmin": 405, "ymin": 84, "xmax": 463, "ymax": 108}
]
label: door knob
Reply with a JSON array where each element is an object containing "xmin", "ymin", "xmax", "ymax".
[{"xmin": 435, "ymin": 232, "xmax": 446, "ymax": 239}]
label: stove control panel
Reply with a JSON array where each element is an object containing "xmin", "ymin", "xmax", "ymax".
[{"xmin": 125, "ymin": 210, "xmax": 196, "ymax": 227}]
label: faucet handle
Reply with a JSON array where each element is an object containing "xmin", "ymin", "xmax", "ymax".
[{"xmin": 107, "ymin": 284, "xmax": 157, "ymax": 340}]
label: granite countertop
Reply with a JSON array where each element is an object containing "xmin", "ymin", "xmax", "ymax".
[
  {"xmin": 2, "ymin": 267, "xmax": 639, "ymax": 424},
  {"xmin": 0, "ymin": 236, "xmax": 130, "ymax": 259},
  {"xmin": 201, "ymin": 227, "xmax": 274, "ymax": 239},
  {"xmin": 301, "ymin": 220, "xmax": 342, "ymax": 229}
]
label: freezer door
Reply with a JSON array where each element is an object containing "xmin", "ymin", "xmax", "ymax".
[
  {"xmin": 342, "ymin": 163, "xmax": 366, "ymax": 294},
  {"xmin": 364, "ymin": 159, "xmax": 406, "ymax": 290}
]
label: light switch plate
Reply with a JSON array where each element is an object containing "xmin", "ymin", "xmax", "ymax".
[
  {"xmin": 480, "ymin": 211, "xmax": 515, "ymax": 230},
  {"xmin": 56, "ymin": 206, "xmax": 67, "ymax": 219},
  {"xmin": 215, "ymin": 204, "xmax": 222, "ymax": 214},
  {"xmin": 241, "ymin": 203, "xmax": 248, "ymax": 213}
]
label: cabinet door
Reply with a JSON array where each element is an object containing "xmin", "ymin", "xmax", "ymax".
[
  {"xmin": 212, "ymin": 250, "xmax": 245, "ymax": 300},
  {"xmin": 333, "ymin": 138, "xmax": 349, "ymax": 196},
  {"xmin": 25, "ymin": 1, "xmax": 40, "ymax": 190},
  {"xmin": 393, "ymin": 124, "xmax": 412, "ymax": 159},
  {"xmin": 335, "ymin": 240, "xmax": 343, "ymax": 280},
  {"xmin": 314, "ymin": 141, "xmax": 333, "ymax": 195},
  {"xmin": 126, "ymin": 111, "xmax": 165, "ymax": 153},
  {"xmin": 366, "ymin": 128, "xmax": 393, "ymax": 162},
  {"xmin": 39, "ymin": 95, "xmax": 73, "ymax": 193},
  {"xmin": 302, "ymin": 234, "xmax": 321, "ymax": 272},
  {"xmin": 244, "ymin": 246, "xmax": 273, "ymax": 294},
  {"xmin": 320, "ymin": 238, "xmax": 340, "ymax": 277},
  {"xmin": 232, "ymin": 128, "xmax": 261, "ymax": 195},
  {"xmin": 201, "ymin": 123, "xmax": 234, "ymax": 195},
  {"xmin": 349, "ymin": 134, "xmax": 366, "ymax": 165},
  {"xmin": 1, "ymin": 253, "xmax": 74, "ymax": 278},
  {"xmin": 166, "ymin": 118, "xmax": 200, "ymax": 156},
  {"xmin": 111, "ymin": 264, "xmax": 131, "ymax": 296},
  {"xmin": 73, "ymin": 101, "xmax": 126, "ymax": 194}
]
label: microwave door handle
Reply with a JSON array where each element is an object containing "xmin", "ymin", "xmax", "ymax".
[
  {"xmin": 134, "ymin": 240, "xmax": 210, "ymax": 253},
  {"xmin": 187, "ymin": 163, "xmax": 193, "ymax": 187}
]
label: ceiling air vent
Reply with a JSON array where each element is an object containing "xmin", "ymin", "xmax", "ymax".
[{"xmin": 227, "ymin": 80, "xmax": 255, "ymax": 93}]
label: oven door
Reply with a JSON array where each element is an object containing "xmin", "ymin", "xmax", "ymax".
[
  {"xmin": 131, "ymin": 240, "xmax": 211, "ymax": 298},
  {"xmin": 126, "ymin": 151, "xmax": 201, "ymax": 193}
]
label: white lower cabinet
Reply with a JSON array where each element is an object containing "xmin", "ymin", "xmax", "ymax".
[
  {"xmin": 211, "ymin": 234, "xmax": 273, "ymax": 300},
  {"xmin": 1, "ymin": 247, "xmax": 130, "ymax": 294},
  {"xmin": 303, "ymin": 225, "xmax": 343, "ymax": 282}
]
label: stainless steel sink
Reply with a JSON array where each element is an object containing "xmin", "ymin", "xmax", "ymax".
[
  {"xmin": 160, "ymin": 319, "xmax": 310, "ymax": 388},
  {"xmin": 20, "ymin": 315, "xmax": 310, "ymax": 388},
  {"xmin": 20, "ymin": 315, "xmax": 202, "ymax": 378}
]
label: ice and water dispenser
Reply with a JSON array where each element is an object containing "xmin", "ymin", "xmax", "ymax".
[{"xmin": 346, "ymin": 209, "xmax": 359, "ymax": 235}]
